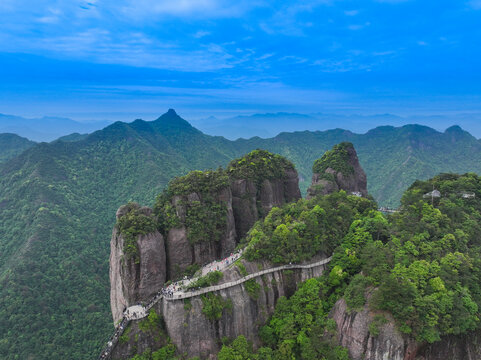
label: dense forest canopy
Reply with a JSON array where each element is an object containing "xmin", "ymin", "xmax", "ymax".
[
  {"xmin": 211, "ymin": 173, "xmax": 481, "ymax": 359},
  {"xmin": 2, "ymin": 112, "xmax": 481, "ymax": 359}
]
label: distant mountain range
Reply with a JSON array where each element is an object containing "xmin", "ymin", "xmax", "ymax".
[
  {"xmin": 191, "ymin": 112, "xmax": 481, "ymax": 140},
  {"xmin": 2, "ymin": 110, "xmax": 481, "ymax": 359},
  {"xmin": 3, "ymin": 111, "xmax": 481, "ymax": 143},
  {"xmin": 0, "ymin": 113, "xmax": 111, "ymax": 142}
]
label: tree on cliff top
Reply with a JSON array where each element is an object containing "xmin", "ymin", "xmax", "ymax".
[
  {"xmin": 312, "ymin": 142, "xmax": 355, "ymax": 177},
  {"xmin": 227, "ymin": 149, "xmax": 297, "ymax": 184}
]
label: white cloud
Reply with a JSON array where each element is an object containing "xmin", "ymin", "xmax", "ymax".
[
  {"xmin": 259, "ymin": 0, "xmax": 331, "ymax": 36},
  {"xmin": 120, "ymin": 0, "xmax": 265, "ymax": 19},
  {"xmin": 36, "ymin": 7, "xmax": 62, "ymax": 23},
  {"xmin": 0, "ymin": 27, "xmax": 236, "ymax": 72}
]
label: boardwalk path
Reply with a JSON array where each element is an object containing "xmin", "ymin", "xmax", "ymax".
[{"xmin": 98, "ymin": 256, "xmax": 332, "ymax": 359}]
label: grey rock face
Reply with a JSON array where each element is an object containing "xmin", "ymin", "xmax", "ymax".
[
  {"xmin": 231, "ymin": 169, "xmax": 301, "ymax": 241},
  {"xmin": 112, "ymin": 256, "xmax": 328, "ymax": 359},
  {"xmin": 162, "ymin": 258, "xmax": 327, "ymax": 359},
  {"xmin": 331, "ymin": 296, "xmax": 481, "ymax": 360},
  {"xmin": 421, "ymin": 331, "xmax": 481, "ymax": 360},
  {"xmin": 331, "ymin": 298, "xmax": 412, "ymax": 360},
  {"xmin": 231, "ymin": 179, "xmax": 259, "ymax": 240},
  {"xmin": 165, "ymin": 187, "xmax": 237, "ymax": 278},
  {"xmin": 110, "ymin": 226, "xmax": 128, "ymax": 324},
  {"xmin": 110, "ymin": 207, "xmax": 166, "ymax": 324},
  {"xmin": 307, "ymin": 144, "xmax": 368, "ymax": 199},
  {"xmin": 166, "ymin": 227, "xmax": 193, "ymax": 279}
]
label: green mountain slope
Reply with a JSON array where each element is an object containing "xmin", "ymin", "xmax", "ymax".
[
  {"xmin": 1, "ymin": 111, "xmax": 481, "ymax": 359},
  {"xmin": 0, "ymin": 133, "xmax": 36, "ymax": 164},
  {"xmin": 0, "ymin": 111, "xmax": 238, "ymax": 359}
]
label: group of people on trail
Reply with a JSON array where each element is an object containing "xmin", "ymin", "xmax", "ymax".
[
  {"xmin": 99, "ymin": 318, "xmax": 128, "ymax": 359},
  {"xmin": 205, "ymin": 251, "xmax": 241, "ymax": 274},
  {"xmin": 98, "ymin": 250, "xmax": 244, "ymax": 359},
  {"xmin": 161, "ymin": 282, "xmax": 179, "ymax": 298}
]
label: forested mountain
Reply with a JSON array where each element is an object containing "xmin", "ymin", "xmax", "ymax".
[
  {"xmin": 0, "ymin": 133, "xmax": 35, "ymax": 164},
  {"xmin": 216, "ymin": 172, "xmax": 481, "ymax": 360},
  {"xmin": 1, "ymin": 110, "xmax": 481, "ymax": 359}
]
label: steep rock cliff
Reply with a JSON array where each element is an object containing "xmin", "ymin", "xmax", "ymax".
[
  {"xmin": 422, "ymin": 331, "xmax": 481, "ymax": 360},
  {"xmin": 111, "ymin": 256, "xmax": 328, "ymax": 359},
  {"xmin": 228, "ymin": 150, "xmax": 301, "ymax": 239},
  {"xmin": 110, "ymin": 204, "xmax": 166, "ymax": 323},
  {"xmin": 307, "ymin": 142, "xmax": 367, "ymax": 199},
  {"xmin": 163, "ymin": 185, "xmax": 237, "ymax": 279},
  {"xmin": 331, "ymin": 297, "xmax": 481, "ymax": 360},
  {"xmin": 331, "ymin": 298, "xmax": 417, "ymax": 360},
  {"xmin": 155, "ymin": 150, "xmax": 301, "ymax": 278}
]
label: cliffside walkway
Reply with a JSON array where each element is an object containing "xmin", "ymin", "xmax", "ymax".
[
  {"xmin": 164, "ymin": 256, "xmax": 332, "ymax": 301},
  {"xmin": 98, "ymin": 256, "xmax": 332, "ymax": 359}
]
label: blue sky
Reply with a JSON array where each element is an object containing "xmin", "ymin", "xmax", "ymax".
[{"xmin": 1, "ymin": 0, "xmax": 481, "ymax": 133}]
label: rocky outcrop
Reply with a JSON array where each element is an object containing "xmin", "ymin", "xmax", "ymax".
[
  {"xmin": 307, "ymin": 142, "xmax": 367, "ymax": 199},
  {"xmin": 165, "ymin": 187, "xmax": 237, "ymax": 279},
  {"xmin": 422, "ymin": 331, "xmax": 481, "ymax": 360},
  {"xmin": 231, "ymin": 168, "xmax": 301, "ymax": 239},
  {"xmin": 110, "ymin": 150, "xmax": 302, "ymax": 335},
  {"xmin": 331, "ymin": 298, "xmax": 416, "ymax": 360},
  {"xmin": 110, "ymin": 205, "xmax": 166, "ymax": 324},
  {"xmin": 111, "ymin": 255, "xmax": 329, "ymax": 359},
  {"xmin": 158, "ymin": 150, "xmax": 301, "ymax": 278},
  {"xmin": 331, "ymin": 297, "xmax": 481, "ymax": 360}
]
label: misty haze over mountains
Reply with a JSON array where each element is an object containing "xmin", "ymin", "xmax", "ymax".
[
  {"xmin": 3, "ymin": 111, "xmax": 481, "ymax": 142},
  {"xmin": 191, "ymin": 112, "xmax": 481, "ymax": 140},
  {"xmin": 0, "ymin": 113, "xmax": 112, "ymax": 142}
]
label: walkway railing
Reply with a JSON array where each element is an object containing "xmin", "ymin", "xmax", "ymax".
[
  {"xmin": 97, "ymin": 317, "xmax": 130, "ymax": 360},
  {"xmin": 97, "ymin": 256, "xmax": 331, "ymax": 359},
  {"xmin": 164, "ymin": 256, "xmax": 332, "ymax": 301}
]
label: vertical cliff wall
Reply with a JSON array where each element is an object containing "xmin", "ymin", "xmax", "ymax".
[
  {"xmin": 164, "ymin": 186, "xmax": 237, "ymax": 279},
  {"xmin": 307, "ymin": 142, "xmax": 367, "ymax": 199},
  {"xmin": 110, "ymin": 150, "xmax": 302, "ymax": 324},
  {"xmin": 228, "ymin": 150, "xmax": 301, "ymax": 240},
  {"xmin": 111, "ymin": 256, "xmax": 328, "ymax": 359},
  {"xmin": 331, "ymin": 296, "xmax": 481, "ymax": 360},
  {"xmin": 110, "ymin": 204, "xmax": 166, "ymax": 323}
]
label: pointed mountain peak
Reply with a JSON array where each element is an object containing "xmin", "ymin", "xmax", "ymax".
[
  {"xmin": 153, "ymin": 109, "xmax": 201, "ymax": 134},
  {"xmin": 157, "ymin": 109, "xmax": 184, "ymax": 122}
]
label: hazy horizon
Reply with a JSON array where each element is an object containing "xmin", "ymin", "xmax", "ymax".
[
  {"xmin": 1, "ymin": 1, "xmax": 481, "ymax": 130},
  {"xmin": 4, "ymin": 109, "xmax": 481, "ymax": 142}
]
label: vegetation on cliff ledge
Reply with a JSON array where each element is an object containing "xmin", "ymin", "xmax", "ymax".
[
  {"xmin": 243, "ymin": 191, "xmax": 376, "ymax": 264},
  {"xmin": 154, "ymin": 150, "xmax": 297, "ymax": 245},
  {"xmin": 312, "ymin": 142, "xmax": 355, "ymax": 181},
  {"xmin": 227, "ymin": 149, "xmax": 296, "ymax": 184},
  {"xmin": 185, "ymin": 270, "xmax": 223, "ymax": 290},
  {"xmin": 154, "ymin": 169, "xmax": 229, "ymax": 244},
  {"xmin": 162, "ymin": 169, "xmax": 230, "ymax": 197},
  {"xmin": 117, "ymin": 202, "xmax": 157, "ymax": 261},
  {"xmin": 222, "ymin": 172, "xmax": 481, "ymax": 358}
]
